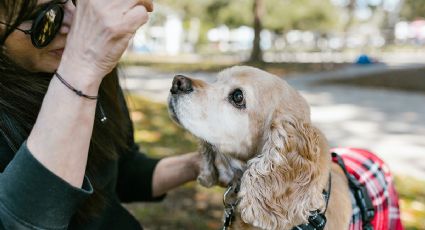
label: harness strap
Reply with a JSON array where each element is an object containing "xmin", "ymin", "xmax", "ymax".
[
  {"xmin": 331, "ymin": 152, "xmax": 375, "ymax": 229},
  {"xmin": 291, "ymin": 173, "xmax": 331, "ymax": 230}
]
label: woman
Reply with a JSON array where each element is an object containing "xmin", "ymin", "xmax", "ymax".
[{"xmin": 0, "ymin": 0, "xmax": 200, "ymax": 229}]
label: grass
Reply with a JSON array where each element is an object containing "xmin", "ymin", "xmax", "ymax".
[
  {"xmin": 394, "ymin": 175, "xmax": 425, "ymax": 230},
  {"xmin": 124, "ymin": 95, "xmax": 425, "ymax": 230},
  {"xmin": 125, "ymin": 95, "xmax": 198, "ymax": 158}
]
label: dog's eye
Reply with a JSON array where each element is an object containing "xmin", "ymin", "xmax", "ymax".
[
  {"xmin": 229, "ymin": 89, "xmax": 246, "ymax": 109},
  {"xmin": 232, "ymin": 90, "xmax": 244, "ymax": 103}
]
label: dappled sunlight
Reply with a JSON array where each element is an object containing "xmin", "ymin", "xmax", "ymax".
[
  {"xmin": 134, "ymin": 130, "xmax": 162, "ymax": 143},
  {"xmin": 395, "ymin": 176, "xmax": 425, "ymax": 230},
  {"xmin": 310, "ymin": 104, "xmax": 370, "ymax": 122},
  {"xmin": 130, "ymin": 111, "xmax": 145, "ymax": 122},
  {"xmin": 289, "ymin": 77, "xmax": 425, "ymax": 230},
  {"xmin": 126, "ymin": 95, "xmax": 198, "ymax": 157},
  {"xmin": 290, "ymin": 79, "xmax": 425, "ymax": 179}
]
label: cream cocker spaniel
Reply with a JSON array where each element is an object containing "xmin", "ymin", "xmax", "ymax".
[{"xmin": 167, "ymin": 66, "xmax": 402, "ymax": 230}]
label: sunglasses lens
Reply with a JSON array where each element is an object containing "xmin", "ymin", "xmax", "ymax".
[{"xmin": 31, "ymin": 5, "xmax": 64, "ymax": 48}]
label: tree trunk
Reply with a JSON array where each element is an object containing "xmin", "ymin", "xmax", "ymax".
[
  {"xmin": 343, "ymin": 0, "xmax": 356, "ymax": 49},
  {"xmin": 383, "ymin": 0, "xmax": 405, "ymax": 45},
  {"xmin": 249, "ymin": 0, "xmax": 264, "ymax": 62}
]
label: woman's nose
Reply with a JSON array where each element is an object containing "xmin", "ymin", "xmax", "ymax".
[{"xmin": 59, "ymin": 1, "xmax": 76, "ymax": 34}]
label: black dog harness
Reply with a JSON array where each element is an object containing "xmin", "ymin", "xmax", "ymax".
[
  {"xmin": 293, "ymin": 153, "xmax": 375, "ymax": 230},
  {"xmin": 331, "ymin": 152, "xmax": 375, "ymax": 230},
  {"xmin": 291, "ymin": 174, "xmax": 332, "ymax": 230}
]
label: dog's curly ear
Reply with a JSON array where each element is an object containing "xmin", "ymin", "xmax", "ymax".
[{"xmin": 238, "ymin": 113, "xmax": 325, "ymax": 229}]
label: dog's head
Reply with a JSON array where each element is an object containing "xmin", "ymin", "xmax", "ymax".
[
  {"xmin": 168, "ymin": 66, "xmax": 328, "ymax": 229},
  {"xmin": 168, "ymin": 66, "xmax": 311, "ymax": 160}
]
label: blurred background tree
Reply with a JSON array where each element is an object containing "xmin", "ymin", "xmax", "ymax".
[
  {"xmin": 401, "ymin": 0, "xmax": 425, "ymax": 20},
  {"xmin": 141, "ymin": 0, "xmax": 424, "ymax": 62},
  {"xmin": 156, "ymin": 0, "xmax": 339, "ymax": 62}
]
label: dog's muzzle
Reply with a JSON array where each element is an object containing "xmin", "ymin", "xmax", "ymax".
[
  {"xmin": 168, "ymin": 75, "xmax": 193, "ymax": 125},
  {"xmin": 170, "ymin": 75, "xmax": 193, "ymax": 95}
]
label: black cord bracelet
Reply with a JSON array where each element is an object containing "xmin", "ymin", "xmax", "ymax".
[{"xmin": 54, "ymin": 71, "xmax": 99, "ymax": 100}]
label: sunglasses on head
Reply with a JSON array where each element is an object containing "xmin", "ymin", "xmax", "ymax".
[{"xmin": 0, "ymin": 0, "xmax": 76, "ymax": 48}]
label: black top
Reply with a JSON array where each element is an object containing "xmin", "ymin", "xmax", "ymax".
[{"xmin": 0, "ymin": 88, "xmax": 164, "ymax": 230}]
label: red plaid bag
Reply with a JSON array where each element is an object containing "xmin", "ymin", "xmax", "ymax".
[{"xmin": 331, "ymin": 148, "xmax": 404, "ymax": 230}]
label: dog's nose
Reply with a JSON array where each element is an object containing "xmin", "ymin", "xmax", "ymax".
[{"xmin": 171, "ymin": 75, "xmax": 193, "ymax": 94}]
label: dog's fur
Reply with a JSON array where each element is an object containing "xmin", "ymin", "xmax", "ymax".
[{"xmin": 168, "ymin": 66, "xmax": 352, "ymax": 229}]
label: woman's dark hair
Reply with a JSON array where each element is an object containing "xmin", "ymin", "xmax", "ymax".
[
  {"xmin": 0, "ymin": 0, "xmax": 131, "ymax": 223},
  {"xmin": 0, "ymin": 0, "xmax": 36, "ymax": 44}
]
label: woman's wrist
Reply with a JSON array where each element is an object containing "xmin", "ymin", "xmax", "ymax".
[
  {"xmin": 187, "ymin": 152, "xmax": 201, "ymax": 180},
  {"xmin": 151, "ymin": 152, "xmax": 200, "ymax": 197},
  {"xmin": 56, "ymin": 61, "xmax": 103, "ymax": 97}
]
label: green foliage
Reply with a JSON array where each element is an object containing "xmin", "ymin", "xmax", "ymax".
[
  {"xmin": 263, "ymin": 0, "xmax": 339, "ymax": 32},
  {"xmin": 211, "ymin": 0, "xmax": 339, "ymax": 32},
  {"xmin": 212, "ymin": 0, "xmax": 253, "ymax": 28},
  {"xmin": 156, "ymin": 0, "xmax": 339, "ymax": 32},
  {"xmin": 401, "ymin": 0, "xmax": 425, "ymax": 21}
]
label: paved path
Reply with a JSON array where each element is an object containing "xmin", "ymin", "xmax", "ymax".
[{"xmin": 121, "ymin": 64, "xmax": 425, "ymax": 179}]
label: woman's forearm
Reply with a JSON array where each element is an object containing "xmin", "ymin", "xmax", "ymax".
[
  {"xmin": 27, "ymin": 65, "xmax": 101, "ymax": 188},
  {"xmin": 151, "ymin": 152, "xmax": 200, "ymax": 197},
  {"xmin": 15, "ymin": 0, "xmax": 151, "ymax": 190}
]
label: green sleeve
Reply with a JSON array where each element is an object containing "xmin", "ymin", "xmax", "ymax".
[
  {"xmin": 116, "ymin": 143, "xmax": 165, "ymax": 202},
  {"xmin": 0, "ymin": 140, "xmax": 93, "ymax": 230},
  {"xmin": 115, "ymin": 86, "xmax": 165, "ymax": 203}
]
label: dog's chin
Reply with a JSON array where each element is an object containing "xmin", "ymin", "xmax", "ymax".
[{"xmin": 167, "ymin": 97, "xmax": 181, "ymax": 125}]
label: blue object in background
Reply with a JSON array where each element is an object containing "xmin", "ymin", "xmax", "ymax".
[{"xmin": 355, "ymin": 54, "xmax": 374, "ymax": 65}]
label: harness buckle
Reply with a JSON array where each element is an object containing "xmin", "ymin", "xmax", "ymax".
[
  {"xmin": 308, "ymin": 212, "xmax": 327, "ymax": 230},
  {"xmin": 222, "ymin": 184, "xmax": 240, "ymax": 230}
]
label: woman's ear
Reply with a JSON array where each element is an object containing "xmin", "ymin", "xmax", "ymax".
[{"xmin": 237, "ymin": 113, "xmax": 324, "ymax": 229}]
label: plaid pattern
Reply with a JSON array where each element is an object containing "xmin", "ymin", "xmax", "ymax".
[{"xmin": 331, "ymin": 148, "xmax": 404, "ymax": 230}]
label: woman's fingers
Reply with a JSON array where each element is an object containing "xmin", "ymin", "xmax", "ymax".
[
  {"xmin": 139, "ymin": 0, "xmax": 154, "ymax": 12},
  {"xmin": 60, "ymin": 0, "xmax": 152, "ymax": 80},
  {"xmin": 124, "ymin": 5, "xmax": 149, "ymax": 31},
  {"xmin": 120, "ymin": 0, "xmax": 153, "ymax": 12}
]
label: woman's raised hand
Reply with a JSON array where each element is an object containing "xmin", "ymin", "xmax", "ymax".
[{"xmin": 59, "ymin": 0, "xmax": 152, "ymax": 84}]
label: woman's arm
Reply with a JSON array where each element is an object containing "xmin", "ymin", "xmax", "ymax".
[
  {"xmin": 27, "ymin": 0, "xmax": 151, "ymax": 188},
  {"xmin": 116, "ymin": 148, "xmax": 199, "ymax": 201},
  {"xmin": 26, "ymin": 70, "xmax": 99, "ymax": 188},
  {"xmin": 151, "ymin": 152, "xmax": 200, "ymax": 197}
]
